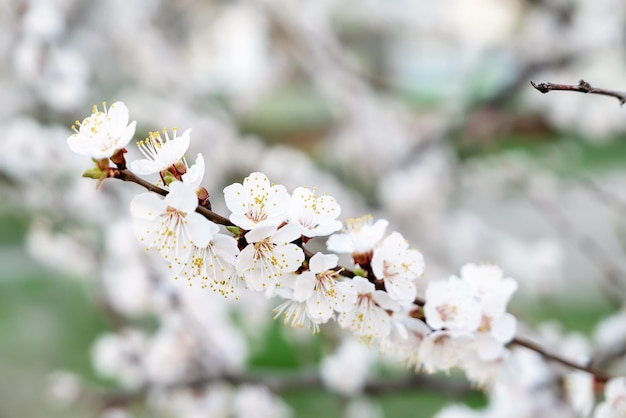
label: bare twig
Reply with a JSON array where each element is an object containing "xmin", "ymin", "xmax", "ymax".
[{"xmin": 531, "ymin": 79, "xmax": 626, "ymax": 106}]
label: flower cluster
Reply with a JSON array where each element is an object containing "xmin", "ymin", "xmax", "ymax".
[
  {"xmin": 421, "ymin": 264, "xmax": 517, "ymax": 384},
  {"xmin": 66, "ymin": 101, "xmax": 609, "ymax": 396}
]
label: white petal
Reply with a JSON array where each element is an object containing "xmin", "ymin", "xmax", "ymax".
[
  {"xmin": 351, "ymin": 276, "xmax": 375, "ymax": 294},
  {"xmin": 165, "ymin": 181, "xmax": 198, "ymax": 214},
  {"xmin": 245, "ymin": 224, "xmax": 277, "ymax": 243},
  {"xmin": 129, "ymin": 159, "xmax": 169, "ymax": 175},
  {"xmin": 182, "ymin": 153, "xmax": 204, "ymax": 189},
  {"xmin": 130, "ymin": 193, "xmax": 166, "ymax": 220},
  {"xmin": 186, "ymin": 214, "xmax": 217, "ymax": 248},
  {"xmin": 309, "ymin": 253, "xmax": 338, "ymax": 274},
  {"xmin": 271, "ymin": 223, "xmax": 301, "ymax": 244},
  {"xmin": 490, "ymin": 313, "xmax": 516, "ymax": 343},
  {"xmin": 293, "ymin": 272, "xmax": 316, "ymax": 302},
  {"xmin": 326, "ymin": 233, "xmax": 353, "ymax": 254},
  {"xmin": 372, "ymin": 290, "xmax": 400, "ymax": 311},
  {"xmin": 224, "ymin": 183, "xmax": 247, "ymax": 213}
]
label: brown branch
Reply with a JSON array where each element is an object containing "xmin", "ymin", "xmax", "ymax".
[
  {"xmin": 531, "ymin": 79, "xmax": 626, "ymax": 106},
  {"xmin": 115, "ymin": 169, "xmax": 233, "ymax": 227},
  {"xmin": 511, "ymin": 336, "xmax": 611, "ymax": 383}
]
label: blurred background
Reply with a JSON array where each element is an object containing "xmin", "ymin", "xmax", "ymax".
[{"xmin": 1, "ymin": 0, "xmax": 626, "ymax": 416}]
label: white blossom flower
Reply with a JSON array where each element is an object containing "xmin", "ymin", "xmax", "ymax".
[
  {"xmin": 424, "ymin": 277, "xmax": 482, "ymax": 337},
  {"xmin": 291, "ymin": 252, "xmax": 356, "ymax": 323},
  {"xmin": 461, "ymin": 263, "xmax": 517, "ymax": 318},
  {"xmin": 236, "ymin": 223, "xmax": 304, "ymax": 292},
  {"xmin": 371, "ymin": 231, "xmax": 424, "ymax": 305},
  {"xmin": 129, "ymin": 128, "xmax": 191, "ymax": 175},
  {"xmin": 224, "ymin": 172, "xmax": 291, "ymax": 230},
  {"xmin": 320, "ymin": 338, "xmax": 373, "ymax": 396},
  {"xmin": 461, "ymin": 349, "xmax": 508, "ymax": 387},
  {"xmin": 595, "ymin": 376, "xmax": 626, "ymax": 418},
  {"xmin": 232, "ymin": 385, "xmax": 292, "ymax": 418},
  {"xmin": 288, "ymin": 187, "xmax": 342, "ymax": 237},
  {"xmin": 91, "ymin": 329, "xmax": 149, "ymax": 389},
  {"xmin": 418, "ymin": 330, "xmax": 465, "ymax": 374},
  {"xmin": 595, "ymin": 310, "xmax": 626, "ymax": 353},
  {"xmin": 380, "ymin": 309, "xmax": 431, "ymax": 370},
  {"xmin": 273, "ymin": 279, "xmax": 313, "ymax": 329},
  {"xmin": 327, "ymin": 216, "xmax": 388, "ymax": 262},
  {"xmin": 460, "ymin": 264, "xmax": 518, "ymax": 360},
  {"xmin": 144, "ymin": 326, "xmax": 195, "ymax": 385},
  {"xmin": 273, "ymin": 285, "xmax": 322, "ymax": 334},
  {"xmin": 338, "ymin": 276, "xmax": 399, "ymax": 343},
  {"xmin": 67, "ymin": 101, "xmax": 136, "ymax": 159},
  {"xmin": 472, "ymin": 313, "xmax": 517, "ymax": 361},
  {"xmin": 174, "ymin": 220, "xmax": 241, "ymax": 297},
  {"xmin": 130, "ymin": 181, "xmax": 214, "ymax": 267}
]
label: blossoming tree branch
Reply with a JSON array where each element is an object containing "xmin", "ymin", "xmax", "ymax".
[{"xmin": 67, "ymin": 101, "xmax": 623, "ymax": 415}]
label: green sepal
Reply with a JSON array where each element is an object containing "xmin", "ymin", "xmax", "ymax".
[
  {"xmin": 82, "ymin": 167, "xmax": 105, "ymax": 180},
  {"xmin": 162, "ymin": 172, "xmax": 177, "ymax": 186},
  {"xmin": 226, "ymin": 225, "xmax": 243, "ymax": 238},
  {"xmin": 353, "ymin": 267, "xmax": 367, "ymax": 277}
]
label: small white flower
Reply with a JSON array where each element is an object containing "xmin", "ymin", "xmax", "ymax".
[
  {"xmin": 371, "ymin": 231, "xmax": 424, "ymax": 305},
  {"xmin": 461, "ymin": 349, "xmax": 507, "ymax": 387},
  {"xmin": 320, "ymin": 338, "xmax": 372, "ymax": 396},
  {"xmin": 380, "ymin": 309, "xmax": 431, "ymax": 370},
  {"xmin": 288, "ymin": 187, "xmax": 342, "ymax": 237},
  {"xmin": 461, "ymin": 263, "xmax": 517, "ymax": 318},
  {"xmin": 292, "ymin": 252, "xmax": 357, "ymax": 323},
  {"xmin": 233, "ymin": 385, "xmax": 292, "ymax": 418},
  {"xmin": 338, "ymin": 276, "xmax": 398, "ymax": 343},
  {"xmin": 236, "ymin": 223, "xmax": 304, "ymax": 292},
  {"xmin": 224, "ymin": 172, "xmax": 291, "ymax": 230},
  {"xmin": 327, "ymin": 215, "xmax": 388, "ymax": 258},
  {"xmin": 424, "ymin": 277, "xmax": 482, "ymax": 337},
  {"xmin": 130, "ymin": 181, "xmax": 214, "ymax": 267},
  {"xmin": 91, "ymin": 329, "xmax": 149, "ymax": 388},
  {"xmin": 418, "ymin": 330, "xmax": 465, "ymax": 374},
  {"xmin": 67, "ymin": 101, "xmax": 136, "ymax": 159},
  {"xmin": 174, "ymin": 220, "xmax": 241, "ymax": 297},
  {"xmin": 273, "ymin": 287, "xmax": 322, "ymax": 334},
  {"xmin": 129, "ymin": 128, "xmax": 191, "ymax": 175},
  {"xmin": 472, "ymin": 313, "xmax": 517, "ymax": 361}
]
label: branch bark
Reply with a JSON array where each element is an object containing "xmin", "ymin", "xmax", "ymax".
[{"xmin": 531, "ymin": 79, "xmax": 626, "ymax": 105}]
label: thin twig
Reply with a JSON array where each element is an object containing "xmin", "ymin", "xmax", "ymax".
[
  {"xmin": 531, "ymin": 79, "xmax": 626, "ymax": 106},
  {"xmin": 511, "ymin": 336, "xmax": 610, "ymax": 382},
  {"xmin": 116, "ymin": 169, "xmax": 233, "ymax": 226}
]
